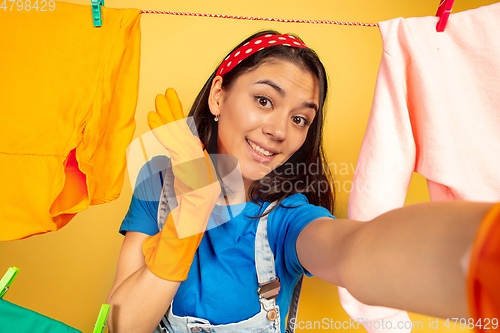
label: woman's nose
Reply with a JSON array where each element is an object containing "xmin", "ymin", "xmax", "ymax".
[{"xmin": 262, "ymin": 112, "xmax": 287, "ymax": 141}]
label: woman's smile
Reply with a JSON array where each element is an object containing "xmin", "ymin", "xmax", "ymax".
[{"xmin": 246, "ymin": 138, "xmax": 278, "ymax": 162}]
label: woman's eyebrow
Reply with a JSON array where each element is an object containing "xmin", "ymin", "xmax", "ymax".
[
  {"xmin": 303, "ymin": 102, "xmax": 318, "ymax": 113},
  {"xmin": 254, "ymin": 80, "xmax": 285, "ymax": 96},
  {"xmin": 254, "ymin": 79, "xmax": 318, "ymax": 112}
]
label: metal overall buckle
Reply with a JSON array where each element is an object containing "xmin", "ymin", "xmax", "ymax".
[{"xmin": 257, "ymin": 277, "xmax": 281, "ymax": 321}]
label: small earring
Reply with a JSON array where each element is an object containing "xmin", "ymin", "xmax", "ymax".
[{"xmin": 214, "ymin": 114, "xmax": 219, "ymax": 122}]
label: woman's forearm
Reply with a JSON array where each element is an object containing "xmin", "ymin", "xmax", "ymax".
[
  {"xmin": 339, "ymin": 201, "xmax": 494, "ymax": 319},
  {"xmin": 107, "ymin": 265, "xmax": 180, "ymax": 333}
]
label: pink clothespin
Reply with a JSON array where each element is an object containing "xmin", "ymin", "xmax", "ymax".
[{"xmin": 436, "ymin": 0, "xmax": 455, "ymax": 32}]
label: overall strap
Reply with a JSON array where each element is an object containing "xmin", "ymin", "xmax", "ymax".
[
  {"xmin": 255, "ymin": 202, "xmax": 279, "ymax": 315},
  {"xmin": 285, "ymin": 276, "xmax": 303, "ymax": 333},
  {"xmin": 255, "ymin": 202, "xmax": 303, "ymax": 331},
  {"xmin": 255, "ymin": 202, "xmax": 278, "ymax": 283}
]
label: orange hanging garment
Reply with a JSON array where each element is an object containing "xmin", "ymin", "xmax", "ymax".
[
  {"xmin": 468, "ymin": 202, "xmax": 500, "ymax": 331},
  {"xmin": 0, "ymin": 2, "xmax": 141, "ymax": 240}
]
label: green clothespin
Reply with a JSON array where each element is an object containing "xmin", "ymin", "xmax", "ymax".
[
  {"xmin": 92, "ymin": 304, "xmax": 111, "ymax": 333},
  {"xmin": 0, "ymin": 267, "xmax": 19, "ymax": 299},
  {"xmin": 91, "ymin": 0, "xmax": 104, "ymax": 27}
]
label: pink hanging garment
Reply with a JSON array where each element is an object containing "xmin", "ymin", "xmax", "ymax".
[{"xmin": 341, "ymin": 3, "xmax": 500, "ymax": 332}]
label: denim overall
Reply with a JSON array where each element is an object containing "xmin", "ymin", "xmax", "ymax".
[{"xmin": 154, "ymin": 202, "xmax": 302, "ymax": 333}]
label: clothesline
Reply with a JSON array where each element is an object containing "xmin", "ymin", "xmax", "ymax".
[{"xmin": 139, "ymin": 10, "xmax": 379, "ymax": 27}]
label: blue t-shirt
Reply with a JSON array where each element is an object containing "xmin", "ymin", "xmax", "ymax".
[{"xmin": 120, "ymin": 157, "xmax": 335, "ymax": 332}]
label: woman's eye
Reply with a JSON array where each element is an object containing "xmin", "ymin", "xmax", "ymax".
[
  {"xmin": 256, "ymin": 96, "xmax": 272, "ymax": 109},
  {"xmin": 292, "ymin": 116, "xmax": 309, "ymax": 127}
]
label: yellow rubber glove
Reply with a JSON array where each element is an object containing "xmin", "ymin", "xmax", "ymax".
[{"xmin": 142, "ymin": 88, "xmax": 221, "ymax": 281}]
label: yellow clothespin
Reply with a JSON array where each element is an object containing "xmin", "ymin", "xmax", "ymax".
[
  {"xmin": 92, "ymin": 304, "xmax": 111, "ymax": 333},
  {"xmin": 0, "ymin": 267, "xmax": 19, "ymax": 298}
]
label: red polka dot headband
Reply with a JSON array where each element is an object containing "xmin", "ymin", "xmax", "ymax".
[{"xmin": 217, "ymin": 34, "xmax": 308, "ymax": 77}]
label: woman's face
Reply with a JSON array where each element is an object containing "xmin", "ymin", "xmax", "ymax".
[{"xmin": 209, "ymin": 59, "xmax": 319, "ymax": 187}]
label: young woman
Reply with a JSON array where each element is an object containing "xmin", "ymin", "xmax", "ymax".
[{"xmin": 106, "ymin": 30, "xmax": 498, "ymax": 333}]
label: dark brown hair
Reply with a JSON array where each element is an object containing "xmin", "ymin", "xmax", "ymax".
[{"xmin": 188, "ymin": 30, "xmax": 335, "ymax": 214}]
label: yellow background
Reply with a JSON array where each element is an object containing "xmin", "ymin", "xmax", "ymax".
[{"xmin": 0, "ymin": 0, "xmax": 497, "ymax": 332}]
